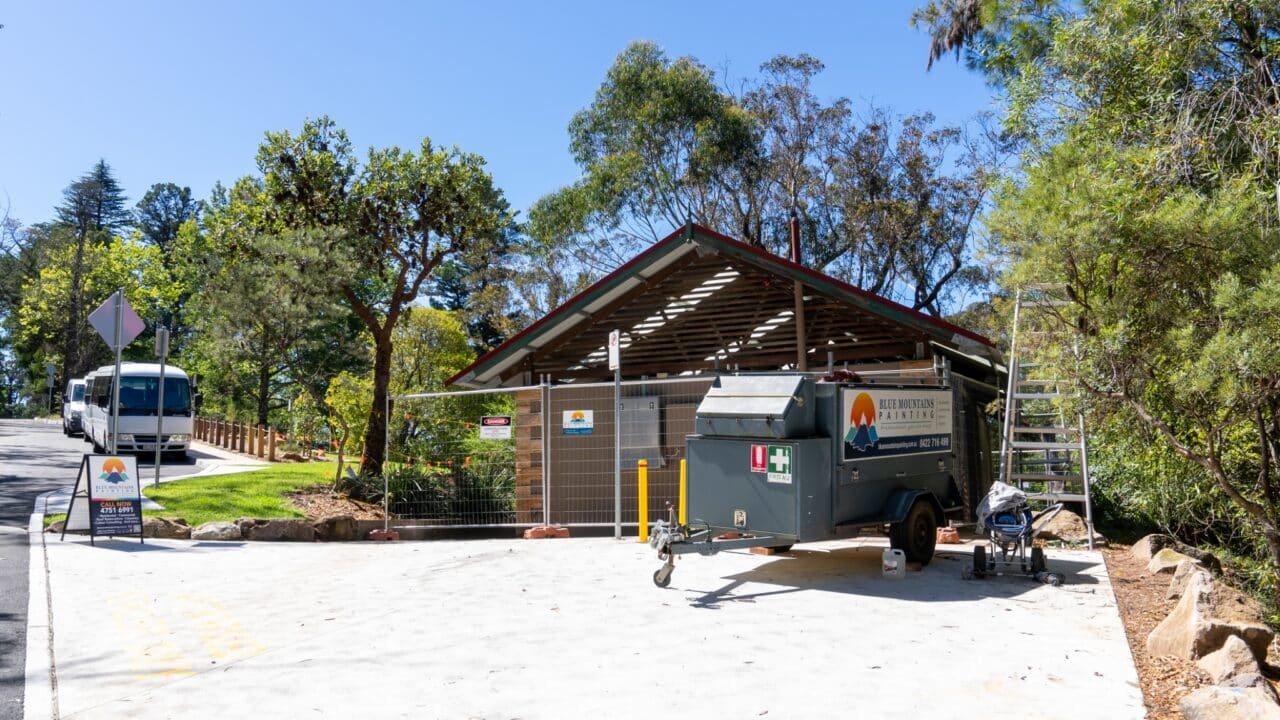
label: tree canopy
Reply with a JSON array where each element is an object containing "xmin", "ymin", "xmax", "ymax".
[
  {"xmin": 930, "ymin": 0, "xmax": 1280, "ymax": 599},
  {"xmin": 532, "ymin": 41, "xmax": 999, "ymax": 315}
]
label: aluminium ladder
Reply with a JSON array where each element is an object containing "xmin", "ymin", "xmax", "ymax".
[{"xmin": 997, "ymin": 285, "xmax": 1096, "ymax": 549}]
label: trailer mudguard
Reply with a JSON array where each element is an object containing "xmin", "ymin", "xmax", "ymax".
[{"xmin": 880, "ymin": 488, "xmax": 944, "ymax": 525}]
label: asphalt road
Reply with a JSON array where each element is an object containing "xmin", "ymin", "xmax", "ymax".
[{"xmin": 0, "ymin": 420, "xmax": 201, "ymax": 720}]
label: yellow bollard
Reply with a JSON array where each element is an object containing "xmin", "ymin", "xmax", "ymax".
[
  {"xmin": 638, "ymin": 459, "xmax": 649, "ymax": 543},
  {"xmin": 679, "ymin": 458, "xmax": 688, "ymax": 526}
]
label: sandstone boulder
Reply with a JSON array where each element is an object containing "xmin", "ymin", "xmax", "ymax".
[
  {"xmin": 143, "ymin": 517, "xmax": 191, "ymax": 539},
  {"xmin": 235, "ymin": 518, "xmax": 315, "ymax": 541},
  {"xmin": 1223, "ymin": 673, "xmax": 1280, "ymax": 701},
  {"xmin": 1179, "ymin": 684, "xmax": 1280, "ymax": 720},
  {"xmin": 1147, "ymin": 571, "xmax": 1275, "ymax": 661},
  {"xmin": 191, "ymin": 521, "xmax": 243, "ymax": 541},
  {"xmin": 1150, "ymin": 547, "xmax": 1196, "ymax": 574},
  {"xmin": 313, "ymin": 514, "xmax": 358, "ymax": 541},
  {"xmin": 1196, "ymin": 635, "xmax": 1264, "ymax": 684},
  {"xmin": 1131, "ymin": 533, "xmax": 1222, "ymax": 572},
  {"xmin": 1037, "ymin": 508, "xmax": 1105, "ymax": 545},
  {"xmin": 1131, "ymin": 533, "xmax": 1174, "ymax": 562},
  {"xmin": 1168, "ymin": 560, "xmax": 1207, "ymax": 600}
]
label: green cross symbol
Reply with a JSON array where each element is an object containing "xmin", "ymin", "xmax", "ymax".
[{"xmin": 768, "ymin": 445, "xmax": 791, "ymax": 475}]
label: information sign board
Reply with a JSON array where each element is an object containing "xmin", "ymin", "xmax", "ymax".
[{"xmin": 63, "ymin": 454, "xmax": 144, "ymax": 543}]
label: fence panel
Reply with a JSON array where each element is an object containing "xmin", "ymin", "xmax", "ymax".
[
  {"xmin": 547, "ymin": 376, "xmax": 714, "ymax": 528},
  {"xmin": 385, "ymin": 377, "xmax": 716, "ymax": 531},
  {"xmin": 385, "ymin": 386, "xmax": 533, "ymax": 529}
]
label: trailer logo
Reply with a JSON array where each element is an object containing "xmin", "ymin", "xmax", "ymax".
[
  {"xmin": 842, "ymin": 388, "xmax": 953, "ymax": 461},
  {"xmin": 845, "ymin": 392, "xmax": 879, "ymax": 450}
]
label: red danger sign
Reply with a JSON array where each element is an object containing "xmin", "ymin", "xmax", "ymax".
[
  {"xmin": 480, "ymin": 416, "xmax": 513, "ymax": 440},
  {"xmin": 750, "ymin": 444, "xmax": 767, "ymax": 473}
]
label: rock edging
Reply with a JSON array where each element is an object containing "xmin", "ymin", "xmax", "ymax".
[{"xmin": 1133, "ymin": 533, "xmax": 1280, "ymax": 718}]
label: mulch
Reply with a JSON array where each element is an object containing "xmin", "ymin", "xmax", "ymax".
[
  {"xmin": 1102, "ymin": 546, "xmax": 1280, "ymax": 718},
  {"xmin": 286, "ymin": 485, "xmax": 385, "ymax": 521}
]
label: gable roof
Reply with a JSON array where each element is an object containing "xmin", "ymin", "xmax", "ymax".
[{"xmin": 448, "ymin": 223, "xmax": 995, "ymax": 388}]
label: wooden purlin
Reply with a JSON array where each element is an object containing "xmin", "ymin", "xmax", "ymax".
[{"xmin": 511, "ymin": 248, "xmax": 938, "ymax": 382}]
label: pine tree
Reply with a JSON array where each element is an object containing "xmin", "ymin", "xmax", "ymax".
[{"xmin": 55, "ymin": 159, "xmax": 131, "ymax": 383}]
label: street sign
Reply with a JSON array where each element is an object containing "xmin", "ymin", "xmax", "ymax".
[
  {"xmin": 608, "ymin": 329, "xmax": 621, "ymax": 371},
  {"xmin": 88, "ymin": 290, "xmax": 145, "ymax": 349}
]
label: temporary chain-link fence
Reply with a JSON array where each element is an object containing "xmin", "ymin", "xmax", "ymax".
[{"xmin": 385, "ymin": 376, "xmax": 716, "ymax": 531}]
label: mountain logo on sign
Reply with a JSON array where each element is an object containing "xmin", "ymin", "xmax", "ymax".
[
  {"xmin": 845, "ymin": 392, "xmax": 879, "ymax": 450},
  {"xmin": 99, "ymin": 457, "xmax": 129, "ymax": 484}
]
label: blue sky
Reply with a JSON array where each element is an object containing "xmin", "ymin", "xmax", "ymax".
[{"xmin": 0, "ymin": 1, "xmax": 995, "ymax": 227}]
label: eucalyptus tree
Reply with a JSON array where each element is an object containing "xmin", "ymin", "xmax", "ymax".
[
  {"xmin": 253, "ymin": 117, "xmax": 511, "ymax": 477},
  {"xmin": 531, "ymin": 42, "xmax": 998, "ymax": 315}
]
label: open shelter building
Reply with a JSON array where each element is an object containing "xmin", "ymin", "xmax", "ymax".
[{"xmin": 444, "ymin": 223, "xmax": 1004, "ymax": 529}]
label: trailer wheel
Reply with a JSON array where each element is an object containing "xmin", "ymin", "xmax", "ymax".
[
  {"xmin": 1031, "ymin": 546, "xmax": 1046, "ymax": 573},
  {"xmin": 653, "ymin": 566, "xmax": 673, "ymax": 588},
  {"xmin": 973, "ymin": 545, "xmax": 987, "ymax": 577},
  {"xmin": 890, "ymin": 500, "xmax": 938, "ymax": 565}
]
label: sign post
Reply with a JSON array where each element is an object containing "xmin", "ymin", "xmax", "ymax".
[
  {"xmin": 153, "ymin": 327, "xmax": 169, "ymax": 486},
  {"xmin": 610, "ymin": 329, "xmax": 621, "ymax": 540},
  {"xmin": 45, "ymin": 363, "xmax": 55, "ymax": 414},
  {"xmin": 87, "ymin": 289, "xmax": 145, "ymax": 454}
]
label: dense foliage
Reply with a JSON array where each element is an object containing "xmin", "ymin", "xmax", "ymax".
[{"xmin": 923, "ymin": 0, "xmax": 1280, "ymax": 602}]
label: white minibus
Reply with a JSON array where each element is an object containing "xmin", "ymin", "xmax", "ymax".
[
  {"xmin": 83, "ymin": 362, "xmax": 193, "ymax": 459},
  {"xmin": 62, "ymin": 377, "xmax": 87, "ymax": 436}
]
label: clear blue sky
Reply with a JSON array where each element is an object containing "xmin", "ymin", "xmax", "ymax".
[{"xmin": 0, "ymin": 1, "xmax": 994, "ymax": 227}]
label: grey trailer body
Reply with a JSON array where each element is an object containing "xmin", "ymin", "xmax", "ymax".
[{"xmin": 651, "ymin": 374, "xmax": 964, "ymax": 586}]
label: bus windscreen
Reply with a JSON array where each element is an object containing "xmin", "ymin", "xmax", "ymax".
[{"xmin": 117, "ymin": 377, "xmax": 191, "ymax": 416}]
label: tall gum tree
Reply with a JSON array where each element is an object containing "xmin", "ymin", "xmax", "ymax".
[{"xmin": 255, "ymin": 117, "xmax": 510, "ymax": 477}]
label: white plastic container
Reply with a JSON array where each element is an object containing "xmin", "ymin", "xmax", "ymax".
[{"xmin": 882, "ymin": 548, "xmax": 906, "ymax": 578}]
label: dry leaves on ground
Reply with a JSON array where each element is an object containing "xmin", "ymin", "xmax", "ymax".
[
  {"xmin": 1102, "ymin": 546, "xmax": 1280, "ymax": 719},
  {"xmin": 287, "ymin": 485, "xmax": 385, "ymax": 521}
]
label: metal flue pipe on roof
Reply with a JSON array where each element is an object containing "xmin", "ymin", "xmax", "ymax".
[{"xmin": 790, "ymin": 209, "xmax": 807, "ymax": 372}]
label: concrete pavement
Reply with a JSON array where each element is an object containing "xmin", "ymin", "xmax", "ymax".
[{"xmin": 25, "ymin": 532, "xmax": 1145, "ymax": 719}]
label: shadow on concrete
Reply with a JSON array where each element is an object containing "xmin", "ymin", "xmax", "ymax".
[
  {"xmin": 679, "ymin": 545, "xmax": 1103, "ymax": 609},
  {"xmin": 57, "ymin": 538, "xmax": 174, "ymax": 553}
]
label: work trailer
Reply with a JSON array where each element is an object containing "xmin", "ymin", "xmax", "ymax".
[{"xmin": 650, "ymin": 372, "xmax": 965, "ymax": 587}]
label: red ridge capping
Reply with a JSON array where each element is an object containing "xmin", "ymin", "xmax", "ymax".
[{"xmin": 447, "ymin": 223, "xmax": 995, "ymax": 387}]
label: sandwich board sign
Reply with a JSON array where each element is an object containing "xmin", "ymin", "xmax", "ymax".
[{"xmin": 62, "ymin": 454, "xmax": 145, "ymax": 545}]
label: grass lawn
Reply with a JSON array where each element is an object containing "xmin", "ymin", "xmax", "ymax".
[{"xmin": 45, "ymin": 461, "xmax": 353, "ymax": 527}]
